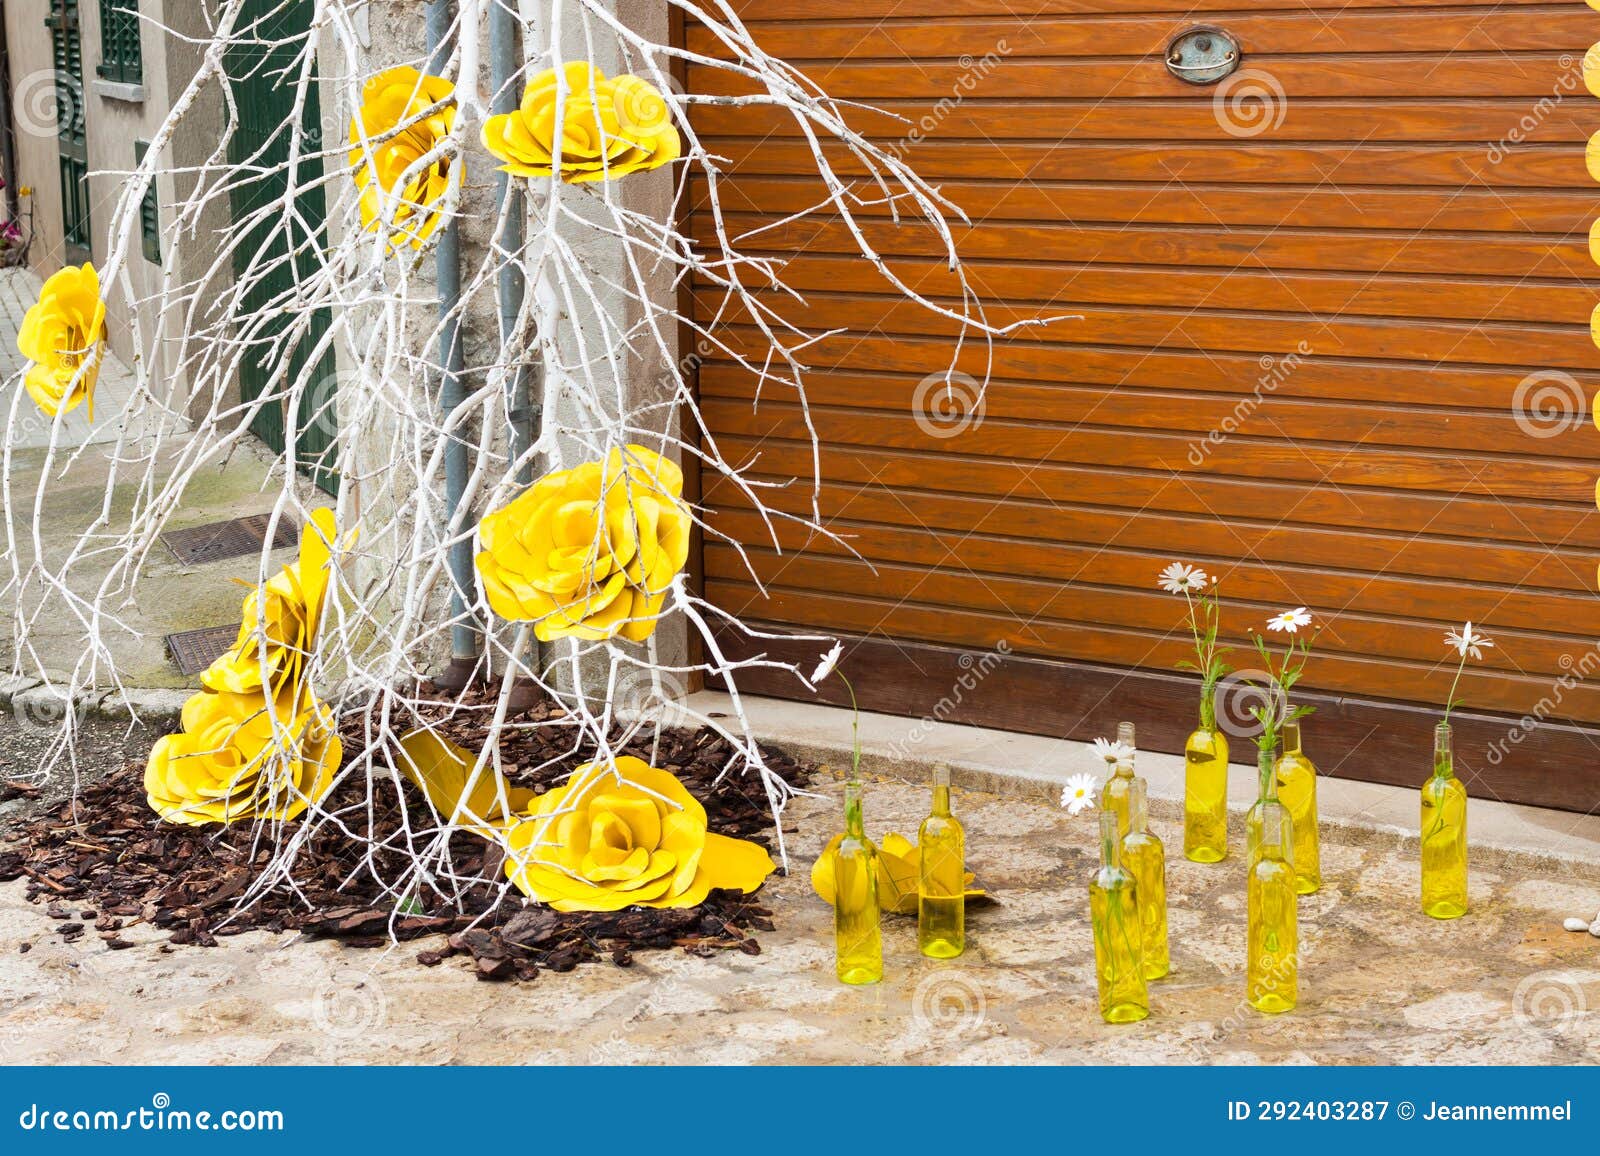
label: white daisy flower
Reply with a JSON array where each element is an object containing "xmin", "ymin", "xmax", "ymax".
[
  {"xmin": 810, "ymin": 642, "xmax": 843, "ymax": 684},
  {"xmin": 1158, "ymin": 561, "xmax": 1208, "ymax": 594},
  {"xmin": 1266, "ymin": 607, "xmax": 1312, "ymax": 634},
  {"xmin": 1061, "ymin": 773, "xmax": 1098, "ymax": 815},
  {"xmin": 1090, "ymin": 737, "xmax": 1133, "ymax": 765},
  {"xmin": 1444, "ymin": 622, "xmax": 1493, "ymax": 661}
]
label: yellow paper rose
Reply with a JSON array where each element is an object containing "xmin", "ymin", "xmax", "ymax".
[
  {"xmin": 475, "ymin": 445, "xmax": 691, "ymax": 642},
  {"xmin": 17, "ymin": 263, "xmax": 107, "ymax": 419},
  {"xmin": 201, "ymin": 509, "xmax": 339, "ymax": 696},
  {"xmin": 144, "ymin": 688, "xmax": 341, "ymax": 827},
  {"xmin": 481, "ymin": 62, "xmax": 680, "ymax": 183},
  {"xmin": 503, "ymin": 755, "xmax": 775, "ymax": 912},
  {"xmin": 349, "ymin": 66, "xmax": 456, "ymax": 250}
]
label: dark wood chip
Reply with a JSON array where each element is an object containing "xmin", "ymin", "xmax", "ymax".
[{"xmin": 0, "ymin": 703, "xmax": 811, "ymax": 984}]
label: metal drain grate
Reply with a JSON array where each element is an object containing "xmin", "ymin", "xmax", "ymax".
[
  {"xmin": 160, "ymin": 514, "xmax": 298, "ymax": 567},
  {"xmin": 165, "ymin": 624, "xmax": 241, "ymax": 676}
]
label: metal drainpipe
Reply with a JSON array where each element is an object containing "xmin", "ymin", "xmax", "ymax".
[
  {"xmin": 491, "ymin": 2, "xmax": 536, "ymax": 483},
  {"xmin": 491, "ymin": 3, "xmax": 545, "ymax": 700},
  {"xmin": 427, "ymin": 0, "xmax": 480, "ymax": 686}
]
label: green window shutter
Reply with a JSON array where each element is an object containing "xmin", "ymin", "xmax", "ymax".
[
  {"xmin": 96, "ymin": 0, "xmax": 141, "ymax": 85},
  {"xmin": 134, "ymin": 140, "xmax": 158, "ymax": 263}
]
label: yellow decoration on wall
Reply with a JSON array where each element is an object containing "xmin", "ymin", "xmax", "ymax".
[
  {"xmin": 480, "ymin": 62, "xmax": 680, "ymax": 183},
  {"xmin": 1587, "ymin": 43, "xmax": 1600, "ymax": 98},
  {"xmin": 811, "ymin": 830, "xmax": 984, "ymax": 915},
  {"xmin": 395, "ymin": 728, "xmax": 534, "ymax": 834},
  {"xmin": 502, "ymin": 755, "xmax": 775, "ymax": 911},
  {"xmin": 475, "ymin": 444, "xmax": 691, "ymax": 642},
  {"xmin": 144, "ymin": 687, "xmax": 341, "ymax": 826},
  {"xmin": 1591, "ymin": 302, "xmax": 1600, "ymax": 351},
  {"xmin": 349, "ymin": 67, "xmax": 457, "ymax": 251},
  {"xmin": 201, "ymin": 510, "xmax": 341, "ymax": 695},
  {"xmin": 1587, "ymin": 131, "xmax": 1600, "ymax": 183},
  {"xmin": 17, "ymin": 263, "xmax": 107, "ymax": 419}
]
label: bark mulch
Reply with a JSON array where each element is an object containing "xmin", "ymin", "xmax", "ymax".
[{"xmin": 0, "ymin": 693, "xmax": 811, "ymax": 983}]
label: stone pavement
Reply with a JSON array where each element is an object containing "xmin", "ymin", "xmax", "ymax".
[{"xmin": 2, "ymin": 774, "xmax": 1596, "ymax": 1065}]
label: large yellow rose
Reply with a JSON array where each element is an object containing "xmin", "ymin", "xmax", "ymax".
[
  {"xmin": 481, "ymin": 62, "xmax": 680, "ymax": 183},
  {"xmin": 17, "ymin": 263, "xmax": 107, "ymax": 418},
  {"xmin": 144, "ymin": 688, "xmax": 341, "ymax": 827},
  {"xmin": 201, "ymin": 509, "xmax": 339, "ymax": 695},
  {"xmin": 349, "ymin": 67, "xmax": 456, "ymax": 250},
  {"xmin": 475, "ymin": 445, "xmax": 691, "ymax": 642},
  {"xmin": 504, "ymin": 755, "xmax": 775, "ymax": 912}
]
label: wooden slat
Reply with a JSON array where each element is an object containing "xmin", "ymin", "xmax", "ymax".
[
  {"xmin": 691, "ymin": 177, "xmax": 1600, "ymax": 235},
  {"xmin": 697, "ymin": 214, "xmax": 1600, "ymax": 280},
  {"xmin": 692, "ymin": 99, "xmax": 1600, "ymax": 143},
  {"xmin": 701, "ymin": 398, "xmax": 1592, "ymax": 501},
  {"xmin": 692, "ymin": 290, "xmax": 1600, "ymax": 371},
  {"xmin": 700, "ymin": 368, "xmax": 1600, "ymax": 462},
  {"xmin": 705, "ymin": 138, "xmax": 1587, "ymax": 189},
  {"xmin": 703, "ymin": 477, "xmax": 1598, "ymax": 596},
  {"xmin": 691, "ymin": 9, "xmax": 1598, "ymax": 58},
  {"xmin": 706, "ymin": 325, "xmax": 1600, "ymax": 411},
  {"xmin": 710, "ymin": 439, "xmax": 1600, "ymax": 556},
  {"xmin": 699, "ymin": 254, "xmax": 1599, "ymax": 325},
  {"xmin": 690, "ymin": 54, "xmax": 1576, "ymax": 100},
  {"xmin": 703, "ymin": 534, "xmax": 1593, "ymax": 675},
  {"xmin": 704, "ymin": 577, "xmax": 1600, "ymax": 719}
]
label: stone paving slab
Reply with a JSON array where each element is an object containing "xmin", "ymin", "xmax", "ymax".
[{"xmin": 2, "ymin": 775, "xmax": 1597, "ymax": 1065}]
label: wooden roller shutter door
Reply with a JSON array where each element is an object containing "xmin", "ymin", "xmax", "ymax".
[{"xmin": 680, "ymin": 0, "xmax": 1600, "ymax": 811}]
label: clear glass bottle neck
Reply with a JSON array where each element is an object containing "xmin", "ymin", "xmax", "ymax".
[
  {"xmin": 1283, "ymin": 719, "xmax": 1302, "ymax": 756},
  {"xmin": 930, "ymin": 764, "xmax": 951, "ymax": 816},
  {"xmin": 1433, "ymin": 722, "xmax": 1453, "ymax": 778},
  {"xmin": 1257, "ymin": 750, "xmax": 1278, "ymax": 801},
  {"xmin": 1099, "ymin": 809, "xmax": 1121, "ymax": 867},
  {"xmin": 843, "ymin": 780, "xmax": 865, "ymax": 836}
]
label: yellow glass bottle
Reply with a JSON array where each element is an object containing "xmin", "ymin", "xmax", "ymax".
[
  {"xmin": 1184, "ymin": 698, "xmax": 1230, "ymax": 863},
  {"xmin": 1274, "ymin": 719, "xmax": 1321, "ymax": 895},
  {"xmin": 1247, "ymin": 752, "xmax": 1298, "ymax": 1014},
  {"xmin": 1089, "ymin": 808, "xmax": 1149, "ymax": 1023},
  {"xmin": 833, "ymin": 779, "xmax": 883, "ymax": 984},
  {"xmin": 1122, "ymin": 777, "xmax": 1169, "ymax": 980},
  {"xmin": 1100, "ymin": 721, "xmax": 1138, "ymax": 839},
  {"xmin": 1421, "ymin": 721, "xmax": 1468, "ymax": 920},
  {"xmin": 918, "ymin": 763, "xmax": 965, "ymax": 959}
]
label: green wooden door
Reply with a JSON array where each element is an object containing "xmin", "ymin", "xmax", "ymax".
[
  {"xmin": 223, "ymin": 0, "xmax": 337, "ymax": 493},
  {"xmin": 44, "ymin": 0, "xmax": 91, "ymax": 264}
]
